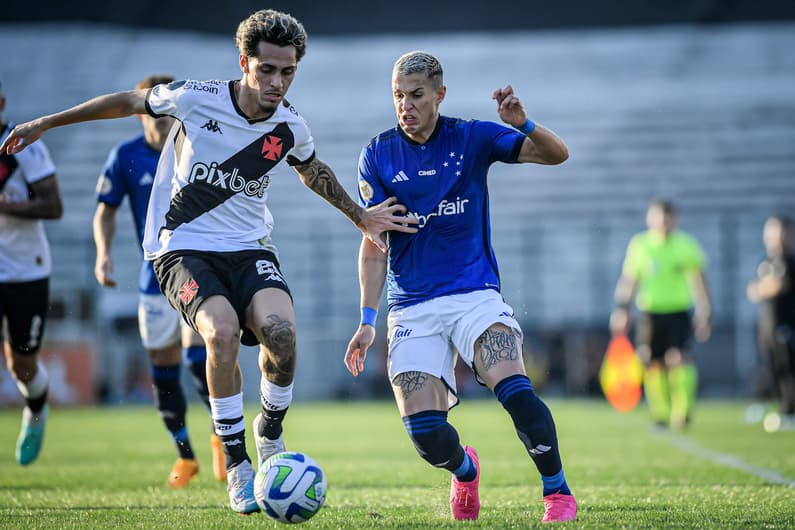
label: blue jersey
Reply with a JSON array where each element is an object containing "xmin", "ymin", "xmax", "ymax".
[
  {"xmin": 357, "ymin": 116, "xmax": 525, "ymax": 310},
  {"xmin": 95, "ymin": 135, "xmax": 161, "ymax": 294}
]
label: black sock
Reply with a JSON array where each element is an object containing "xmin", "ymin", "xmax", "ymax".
[
  {"xmin": 152, "ymin": 364, "xmax": 194, "ymax": 460},
  {"xmin": 259, "ymin": 407, "xmax": 288, "ymax": 440},
  {"xmin": 26, "ymin": 390, "xmax": 48, "ymax": 414}
]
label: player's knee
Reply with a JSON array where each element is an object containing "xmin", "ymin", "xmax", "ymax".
[
  {"xmin": 402, "ymin": 410, "xmax": 460, "ymax": 467},
  {"xmin": 202, "ymin": 321, "xmax": 240, "ymax": 364},
  {"xmin": 260, "ymin": 317, "xmax": 297, "ymax": 356},
  {"xmin": 664, "ymin": 347, "xmax": 685, "ymax": 366},
  {"xmin": 7, "ymin": 354, "xmax": 37, "ymax": 382}
]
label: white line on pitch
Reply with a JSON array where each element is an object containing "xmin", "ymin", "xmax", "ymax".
[{"xmin": 661, "ymin": 433, "xmax": 795, "ymax": 488}]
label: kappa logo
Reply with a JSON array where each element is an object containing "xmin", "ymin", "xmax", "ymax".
[
  {"xmin": 200, "ymin": 119, "xmax": 223, "ymax": 134},
  {"xmin": 261, "ymin": 135, "xmax": 284, "ymax": 161},
  {"xmin": 391, "ymin": 170, "xmax": 409, "ymax": 183},
  {"xmin": 179, "ymin": 278, "xmax": 199, "ymax": 304}
]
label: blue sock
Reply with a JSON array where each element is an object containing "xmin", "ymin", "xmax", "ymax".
[
  {"xmin": 541, "ymin": 469, "xmax": 572, "ymax": 496},
  {"xmin": 452, "ymin": 452, "xmax": 477, "ymax": 482}
]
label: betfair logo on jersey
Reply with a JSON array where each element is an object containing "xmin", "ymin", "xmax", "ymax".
[
  {"xmin": 409, "ymin": 197, "xmax": 470, "ymax": 228},
  {"xmin": 188, "ymin": 162, "xmax": 271, "ymax": 197}
]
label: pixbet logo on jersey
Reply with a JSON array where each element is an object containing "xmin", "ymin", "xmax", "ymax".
[
  {"xmin": 188, "ymin": 162, "xmax": 270, "ymax": 197},
  {"xmin": 409, "ymin": 197, "xmax": 470, "ymax": 228}
]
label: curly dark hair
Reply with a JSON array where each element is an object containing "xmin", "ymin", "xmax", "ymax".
[{"xmin": 236, "ymin": 9, "xmax": 307, "ymax": 61}]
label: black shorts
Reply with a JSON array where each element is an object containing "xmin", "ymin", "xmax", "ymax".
[
  {"xmin": 635, "ymin": 311, "xmax": 691, "ymax": 361},
  {"xmin": 153, "ymin": 249, "xmax": 291, "ymax": 346},
  {"xmin": 0, "ymin": 278, "xmax": 49, "ymax": 355}
]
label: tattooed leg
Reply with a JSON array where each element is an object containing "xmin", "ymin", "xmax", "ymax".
[
  {"xmin": 473, "ymin": 323, "xmax": 526, "ymax": 389},
  {"xmin": 258, "ymin": 314, "xmax": 297, "ymax": 387}
]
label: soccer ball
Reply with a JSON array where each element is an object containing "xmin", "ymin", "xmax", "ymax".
[{"xmin": 254, "ymin": 451, "xmax": 327, "ymax": 524}]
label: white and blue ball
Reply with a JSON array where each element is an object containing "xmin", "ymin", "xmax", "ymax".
[{"xmin": 254, "ymin": 451, "xmax": 327, "ymax": 524}]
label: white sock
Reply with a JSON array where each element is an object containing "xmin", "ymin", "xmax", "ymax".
[
  {"xmin": 209, "ymin": 392, "xmax": 245, "ymax": 436},
  {"xmin": 260, "ymin": 378, "xmax": 293, "ymax": 411}
]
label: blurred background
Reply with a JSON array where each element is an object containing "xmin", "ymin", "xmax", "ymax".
[{"xmin": 1, "ymin": 0, "xmax": 794, "ymax": 407}]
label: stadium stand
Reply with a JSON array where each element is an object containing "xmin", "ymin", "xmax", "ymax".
[{"xmin": 0, "ymin": 22, "xmax": 793, "ymax": 401}]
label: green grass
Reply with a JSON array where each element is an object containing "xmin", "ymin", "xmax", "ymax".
[{"xmin": 1, "ymin": 399, "xmax": 793, "ymax": 528}]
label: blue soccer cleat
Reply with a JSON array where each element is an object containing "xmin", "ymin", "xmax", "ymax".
[{"xmin": 16, "ymin": 405, "xmax": 48, "ymax": 466}]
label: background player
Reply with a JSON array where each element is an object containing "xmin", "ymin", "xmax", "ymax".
[
  {"xmin": 747, "ymin": 215, "xmax": 795, "ymax": 431},
  {"xmin": 0, "ymin": 80, "xmax": 63, "ymax": 465},
  {"xmin": 1, "ymin": 10, "xmax": 417, "ymax": 514},
  {"xmin": 93, "ymin": 74, "xmax": 224, "ymax": 486},
  {"xmin": 610, "ymin": 199, "xmax": 712, "ymax": 430},
  {"xmin": 344, "ymin": 51, "xmax": 577, "ymax": 523}
]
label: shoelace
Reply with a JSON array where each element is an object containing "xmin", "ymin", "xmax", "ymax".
[{"xmin": 453, "ymin": 487, "xmax": 474, "ymax": 508}]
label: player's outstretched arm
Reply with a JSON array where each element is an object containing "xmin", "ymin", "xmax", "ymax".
[
  {"xmin": 1, "ymin": 90, "xmax": 149, "ymax": 155},
  {"xmin": 344, "ymin": 236, "xmax": 387, "ymax": 377},
  {"xmin": 293, "ymin": 157, "xmax": 418, "ymax": 252},
  {"xmin": 492, "ymin": 85, "xmax": 569, "ymax": 165}
]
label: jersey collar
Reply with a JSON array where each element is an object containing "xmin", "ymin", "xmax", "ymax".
[{"xmin": 228, "ymin": 80, "xmax": 277, "ymax": 124}]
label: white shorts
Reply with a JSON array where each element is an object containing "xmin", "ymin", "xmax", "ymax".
[
  {"xmin": 386, "ymin": 289, "xmax": 523, "ymax": 408},
  {"xmin": 138, "ymin": 293, "xmax": 181, "ymax": 350}
]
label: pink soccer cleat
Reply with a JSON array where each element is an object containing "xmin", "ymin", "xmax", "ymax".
[
  {"xmin": 542, "ymin": 492, "xmax": 577, "ymax": 523},
  {"xmin": 449, "ymin": 446, "xmax": 480, "ymax": 520}
]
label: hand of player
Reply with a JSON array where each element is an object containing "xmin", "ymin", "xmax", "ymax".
[
  {"xmin": 0, "ymin": 118, "xmax": 48, "ymax": 155},
  {"xmin": 94, "ymin": 255, "xmax": 117, "ymax": 287},
  {"xmin": 344, "ymin": 325, "xmax": 376, "ymax": 377},
  {"xmin": 609, "ymin": 308, "xmax": 630, "ymax": 336},
  {"xmin": 492, "ymin": 85, "xmax": 527, "ymax": 128},
  {"xmin": 693, "ymin": 312, "xmax": 711, "ymax": 343},
  {"xmin": 359, "ymin": 197, "xmax": 418, "ymax": 253}
]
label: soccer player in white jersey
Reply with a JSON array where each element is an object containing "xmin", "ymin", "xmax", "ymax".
[
  {"xmin": 344, "ymin": 51, "xmax": 578, "ymax": 523},
  {"xmin": 2, "ymin": 10, "xmax": 418, "ymax": 514},
  {"xmin": 93, "ymin": 74, "xmax": 225, "ymax": 487},
  {"xmin": 0, "ymin": 80, "xmax": 63, "ymax": 466}
]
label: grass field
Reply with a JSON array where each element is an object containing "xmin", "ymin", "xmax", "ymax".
[{"xmin": 1, "ymin": 399, "xmax": 794, "ymax": 528}]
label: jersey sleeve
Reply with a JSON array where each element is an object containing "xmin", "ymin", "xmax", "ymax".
[
  {"xmin": 472, "ymin": 120, "xmax": 526, "ymax": 165},
  {"xmin": 285, "ymin": 111, "xmax": 316, "ymax": 166},
  {"xmin": 621, "ymin": 235, "xmax": 644, "ymax": 278},
  {"xmin": 95, "ymin": 145, "xmax": 126, "ymax": 207},
  {"xmin": 145, "ymin": 79, "xmax": 196, "ymax": 120},
  {"xmin": 357, "ymin": 143, "xmax": 388, "ymax": 207},
  {"xmin": 684, "ymin": 234, "xmax": 707, "ymax": 271},
  {"xmin": 14, "ymin": 139, "xmax": 56, "ymax": 184}
]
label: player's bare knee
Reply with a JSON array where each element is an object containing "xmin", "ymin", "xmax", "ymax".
[
  {"xmin": 201, "ymin": 321, "xmax": 240, "ymax": 361},
  {"xmin": 259, "ymin": 315, "xmax": 296, "ymax": 355},
  {"xmin": 664, "ymin": 347, "xmax": 684, "ymax": 367},
  {"xmin": 8, "ymin": 354, "xmax": 37, "ymax": 382}
]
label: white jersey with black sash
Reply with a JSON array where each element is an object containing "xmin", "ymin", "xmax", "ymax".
[{"xmin": 142, "ymin": 80, "xmax": 315, "ymax": 260}]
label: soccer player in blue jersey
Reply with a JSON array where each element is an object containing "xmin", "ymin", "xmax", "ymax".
[
  {"xmin": 344, "ymin": 51, "xmax": 577, "ymax": 523},
  {"xmin": 92, "ymin": 74, "xmax": 225, "ymax": 487}
]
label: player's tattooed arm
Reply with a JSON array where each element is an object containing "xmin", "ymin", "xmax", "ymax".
[
  {"xmin": 293, "ymin": 157, "xmax": 419, "ymax": 253},
  {"xmin": 476, "ymin": 328, "xmax": 519, "ymax": 371},
  {"xmin": 294, "ymin": 157, "xmax": 363, "ymax": 224}
]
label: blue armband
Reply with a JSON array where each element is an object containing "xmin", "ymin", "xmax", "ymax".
[
  {"xmin": 516, "ymin": 118, "xmax": 536, "ymax": 135},
  {"xmin": 361, "ymin": 307, "xmax": 378, "ymax": 327}
]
